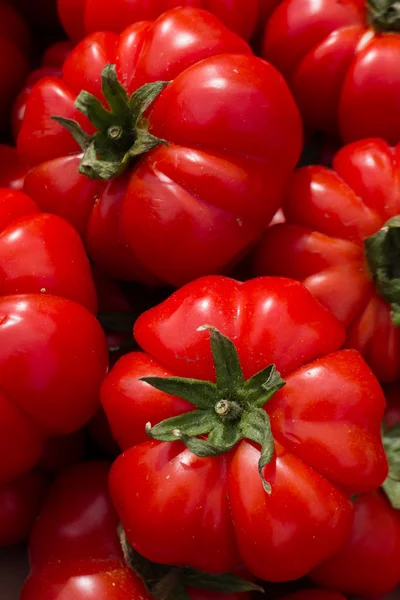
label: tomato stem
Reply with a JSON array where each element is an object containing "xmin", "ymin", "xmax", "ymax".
[
  {"xmin": 51, "ymin": 65, "xmax": 170, "ymax": 180},
  {"xmin": 367, "ymin": 0, "xmax": 400, "ymax": 32},
  {"xmin": 141, "ymin": 325, "xmax": 285, "ymax": 493},
  {"xmin": 118, "ymin": 526, "xmax": 264, "ymax": 599}
]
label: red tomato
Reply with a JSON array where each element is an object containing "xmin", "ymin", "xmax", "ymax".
[
  {"xmin": 29, "ymin": 462, "xmax": 122, "ymax": 568},
  {"xmin": 21, "ymin": 560, "xmax": 152, "ymax": 600},
  {"xmin": 0, "ymin": 470, "xmax": 47, "ymax": 546},
  {"xmin": 0, "ymin": 2, "xmax": 30, "ymax": 131},
  {"xmin": 0, "ymin": 204, "xmax": 97, "ymax": 313},
  {"xmin": 58, "ymin": 0, "xmax": 269, "ymax": 42},
  {"xmin": 23, "ymin": 460, "xmax": 251, "ymax": 600},
  {"xmin": 37, "ymin": 430, "xmax": 86, "ymax": 475},
  {"xmin": 279, "ymin": 592, "xmax": 347, "ymax": 600},
  {"xmin": 0, "ymin": 190, "xmax": 108, "ymax": 483},
  {"xmin": 104, "ymin": 275, "xmax": 387, "ymax": 582},
  {"xmin": 22, "ymin": 560, "xmax": 250, "ymax": 600},
  {"xmin": 0, "ymin": 145, "xmax": 30, "ymax": 190},
  {"xmin": 18, "ymin": 8, "xmax": 302, "ymax": 286},
  {"xmin": 253, "ymin": 138, "xmax": 400, "ymax": 382},
  {"xmin": 263, "ymin": 0, "xmax": 400, "ymax": 144},
  {"xmin": 310, "ymin": 490, "xmax": 400, "ymax": 597},
  {"xmin": 12, "ymin": 41, "xmax": 73, "ymax": 139},
  {"xmin": 0, "ymin": 295, "xmax": 107, "ymax": 483}
]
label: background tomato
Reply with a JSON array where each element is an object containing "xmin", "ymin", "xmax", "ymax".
[
  {"xmin": 310, "ymin": 491, "xmax": 400, "ymax": 597},
  {"xmin": 28, "ymin": 462, "xmax": 122, "ymax": 568},
  {"xmin": 12, "ymin": 40, "xmax": 73, "ymax": 139},
  {"xmin": 0, "ymin": 470, "xmax": 47, "ymax": 546},
  {"xmin": 252, "ymin": 138, "xmax": 400, "ymax": 382},
  {"xmin": 263, "ymin": 0, "xmax": 400, "ymax": 144}
]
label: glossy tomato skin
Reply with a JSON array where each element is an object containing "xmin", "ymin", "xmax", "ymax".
[
  {"xmin": 0, "ymin": 296, "xmax": 107, "ymax": 483},
  {"xmin": 310, "ymin": 490, "xmax": 400, "ymax": 597},
  {"xmin": 18, "ymin": 8, "xmax": 302, "ymax": 286},
  {"xmin": 23, "ymin": 460, "xmax": 251, "ymax": 600},
  {"xmin": 58, "ymin": 0, "xmax": 268, "ymax": 42},
  {"xmin": 105, "ymin": 275, "xmax": 387, "ymax": 582},
  {"xmin": 0, "ymin": 189, "xmax": 105, "ymax": 484},
  {"xmin": 0, "ymin": 470, "xmax": 48, "ymax": 546},
  {"xmin": 252, "ymin": 138, "xmax": 400, "ymax": 382},
  {"xmin": 21, "ymin": 560, "xmax": 152, "ymax": 600},
  {"xmin": 12, "ymin": 41, "xmax": 73, "ymax": 139},
  {"xmin": 0, "ymin": 211, "xmax": 97, "ymax": 313},
  {"xmin": 263, "ymin": 0, "xmax": 400, "ymax": 143},
  {"xmin": 29, "ymin": 462, "xmax": 122, "ymax": 568},
  {"xmin": 21, "ymin": 560, "xmax": 250, "ymax": 600}
]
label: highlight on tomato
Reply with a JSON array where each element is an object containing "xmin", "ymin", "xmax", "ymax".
[
  {"xmin": 12, "ymin": 40, "xmax": 73, "ymax": 139},
  {"xmin": 263, "ymin": 0, "xmax": 400, "ymax": 144},
  {"xmin": 0, "ymin": 188, "xmax": 108, "ymax": 484},
  {"xmin": 17, "ymin": 7, "xmax": 302, "ymax": 287},
  {"xmin": 102, "ymin": 275, "xmax": 388, "ymax": 583},
  {"xmin": 253, "ymin": 138, "xmax": 400, "ymax": 382}
]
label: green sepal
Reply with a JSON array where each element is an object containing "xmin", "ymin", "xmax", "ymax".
[
  {"xmin": 100, "ymin": 64, "xmax": 131, "ymax": 125},
  {"xmin": 75, "ymin": 90, "xmax": 117, "ymax": 131},
  {"xmin": 199, "ymin": 324, "xmax": 244, "ymax": 395},
  {"xmin": 52, "ymin": 64, "xmax": 170, "ymax": 181},
  {"xmin": 240, "ymin": 408, "xmax": 275, "ymax": 494},
  {"xmin": 51, "ymin": 116, "xmax": 92, "ymax": 149},
  {"xmin": 382, "ymin": 423, "xmax": 400, "ymax": 509},
  {"xmin": 364, "ymin": 216, "xmax": 400, "ymax": 326},
  {"xmin": 146, "ymin": 409, "xmax": 218, "ymax": 442},
  {"xmin": 129, "ymin": 80, "xmax": 171, "ymax": 123},
  {"xmin": 140, "ymin": 376, "xmax": 217, "ymax": 410},
  {"xmin": 143, "ymin": 325, "xmax": 283, "ymax": 492},
  {"xmin": 119, "ymin": 527, "xmax": 264, "ymax": 600},
  {"xmin": 177, "ymin": 432, "xmax": 234, "ymax": 458},
  {"xmin": 367, "ymin": 0, "xmax": 400, "ymax": 31},
  {"xmin": 243, "ymin": 364, "xmax": 286, "ymax": 407},
  {"xmin": 207, "ymin": 421, "xmax": 242, "ymax": 448},
  {"xmin": 182, "ymin": 570, "xmax": 264, "ymax": 594}
]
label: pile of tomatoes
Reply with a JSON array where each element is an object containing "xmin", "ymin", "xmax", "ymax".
[{"xmin": 1, "ymin": 0, "xmax": 400, "ymax": 598}]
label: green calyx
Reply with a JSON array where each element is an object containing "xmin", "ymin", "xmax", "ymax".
[
  {"xmin": 51, "ymin": 64, "xmax": 170, "ymax": 180},
  {"xmin": 364, "ymin": 216, "xmax": 400, "ymax": 327},
  {"xmin": 367, "ymin": 0, "xmax": 400, "ymax": 31},
  {"xmin": 382, "ymin": 423, "xmax": 400, "ymax": 509},
  {"xmin": 119, "ymin": 528, "xmax": 264, "ymax": 600},
  {"xmin": 142, "ymin": 325, "xmax": 285, "ymax": 494}
]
